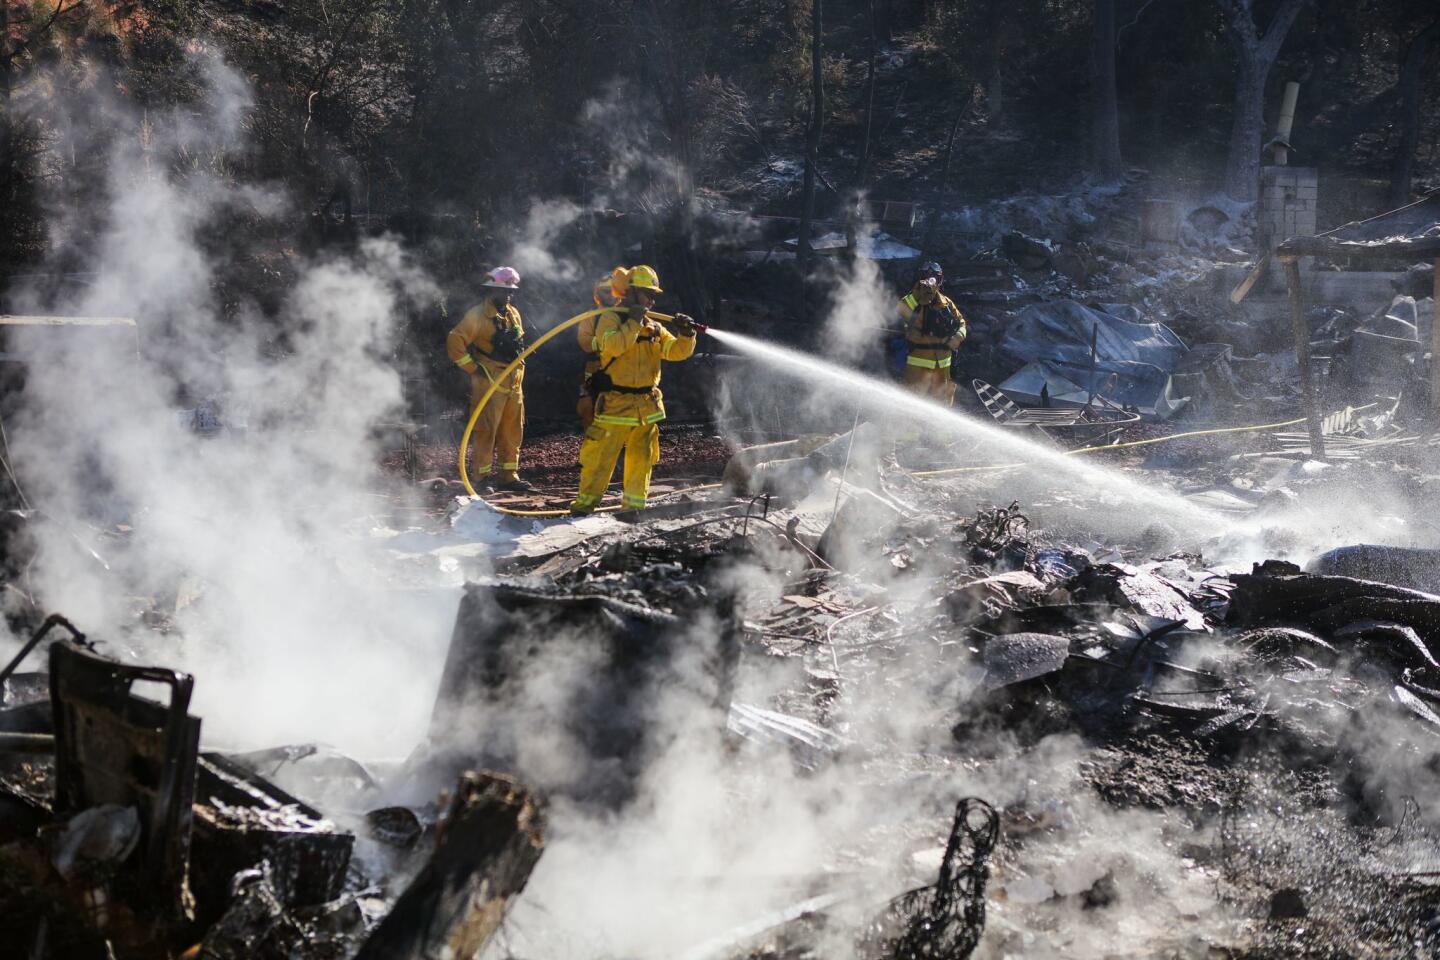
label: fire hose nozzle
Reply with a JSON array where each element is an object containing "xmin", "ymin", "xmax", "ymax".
[{"xmin": 663, "ymin": 315, "xmax": 708, "ymax": 336}]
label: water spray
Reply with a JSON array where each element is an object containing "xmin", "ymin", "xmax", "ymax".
[{"xmin": 705, "ymin": 329, "xmax": 1227, "ymax": 527}]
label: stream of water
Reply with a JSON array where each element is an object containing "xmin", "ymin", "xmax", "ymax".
[{"xmin": 706, "ymin": 328, "xmax": 1227, "ymax": 528}]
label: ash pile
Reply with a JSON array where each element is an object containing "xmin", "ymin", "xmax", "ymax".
[{"xmin": 7, "ymin": 434, "xmax": 1440, "ymax": 959}]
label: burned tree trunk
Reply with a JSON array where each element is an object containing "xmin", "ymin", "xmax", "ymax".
[
  {"xmin": 797, "ymin": 0, "xmax": 825, "ymax": 278},
  {"xmin": 647, "ymin": 0, "xmax": 711, "ymax": 316},
  {"xmin": 983, "ymin": 0, "xmax": 1007, "ymax": 121},
  {"xmin": 0, "ymin": 0, "xmax": 9, "ymax": 112},
  {"xmin": 1216, "ymin": 0, "xmax": 1308, "ymax": 202},
  {"xmin": 0, "ymin": 4, "xmax": 8, "ymax": 204},
  {"xmin": 919, "ymin": 99, "xmax": 969, "ymax": 257},
  {"xmin": 846, "ymin": 0, "xmax": 879, "ymax": 253},
  {"xmin": 1224, "ymin": 56, "xmax": 1265, "ymax": 201},
  {"xmin": 1388, "ymin": 18, "xmax": 1440, "ymax": 209},
  {"xmin": 1090, "ymin": 0, "xmax": 1123, "ymax": 181}
]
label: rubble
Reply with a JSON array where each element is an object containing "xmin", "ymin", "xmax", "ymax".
[
  {"xmin": 12, "ymin": 242, "xmax": 1440, "ymax": 959},
  {"xmin": 860, "ymin": 798, "xmax": 999, "ymax": 960},
  {"xmin": 421, "ymin": 582, "xmax": 739, "ymax": 804},
  {"xmin": 10, "ymin": 436, "xmax": 1440, "ymax": 958},
  {"xmin": 353, "ymin": 771, "xmax": 544, "ymax": 960},
  {"xmin": 189, "ymin": 753, "xmax": 354, "ymax": 924},
  {"xmin": 0, "ymin": 635, "xmax": 546, "ymax": 960}
]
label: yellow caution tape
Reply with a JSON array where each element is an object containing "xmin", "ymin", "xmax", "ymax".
[{"xmin": 912, "ymin": 416, "xmax": 1309, "ymax": 478}]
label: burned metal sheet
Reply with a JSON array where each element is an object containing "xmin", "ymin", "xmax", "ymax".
[
  {"xmin": 1075, "ymin": 564, "xmax": 1207, "ymax": 631},
  {"xmin": 426, "ymin": 584, "xmax": 739, "ymax": 803},
  {"xmin": 998, "ymin": 300, "xmax": 1190, "ymax": 420},
  {"xmin": 1309, "ymin": 545, "xmax": 1440, "ymax": 596},
  {"xmin": 1234, "ymin": 626, "xmax": 1338, "ymax": 663},
  {"xmin": 1394, "ymin": 686, "xmax": 1440, "ymax": 732},
  {"xmin": 982, "ymin": 633, "xmax": 1070, "ymax": 690},
  {"xmin": 49, "ymin": 639, "xmax": 200, "ymax": 919},
  {"xmin": 1276, "ymin": 194, "xmax": 1440, "ymax": 258},
  {"xmin": 1334, "ymin": 619, "xmax": 1440, "ymax": 670},
  {"xmin": 946, "ymin": 571, "xmax": 1048, "ymax": 624},
  {"xmin": 190, "ymin": 753, "xmax": 354, "ymax": 925}
]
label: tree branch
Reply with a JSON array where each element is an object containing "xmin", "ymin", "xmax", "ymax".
[
  {"xmin": 9, "ymin": 0, "xmax": 89, "ymax": 61},
  {"xmin": 1257, "ymin": 0, "xmax": 1309, "ymax": 64}
]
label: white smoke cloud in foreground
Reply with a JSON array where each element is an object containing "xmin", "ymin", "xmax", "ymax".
[{"xmin": 3, "ymin": 53, "xmax": 457, "ymax": 754}]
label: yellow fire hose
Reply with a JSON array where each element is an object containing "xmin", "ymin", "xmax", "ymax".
[{"xmin": 457, "ymin": 308, "xmax": 719, "ymax": 517}]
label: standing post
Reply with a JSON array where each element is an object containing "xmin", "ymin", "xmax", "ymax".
[
  {"xmin": 1432, "ymin": 257, "xmax": 1440, "ymax": 416},
  {"xmin": 1282, "ymin": 256, "xmax": 1326, "ymax": 460}
]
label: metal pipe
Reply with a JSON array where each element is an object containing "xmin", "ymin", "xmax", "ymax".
[
  {"xmin": 1276, "ymin": 81, "xmax": 1300, "ymax": 143},
  {"xmin": 1271, "ymin": 81, "xmax": 1300, "ymax": 166},
  {"xmin": 0, "ymin": 614, "xmax": 84, "ymax": 686}
]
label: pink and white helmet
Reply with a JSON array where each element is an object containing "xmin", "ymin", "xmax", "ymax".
[{"xmin": 483, "ymin": 266, "xmax": 521, "ymax": 289}]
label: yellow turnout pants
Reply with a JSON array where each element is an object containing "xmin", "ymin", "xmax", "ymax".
[
  {"xmin": 571, "ymin": 391, "xmax": 664, "ymax": 511},
  {"xmin": 901, "ymin": 356, "xmax": 956, "ymax": 405},
  {"xmin": 898, "ymin": 351, "xmax": 955, "ymax": 444},
  {"xmin": 469, "ymin": 367, "xmax": 524, "ymax": 479}
]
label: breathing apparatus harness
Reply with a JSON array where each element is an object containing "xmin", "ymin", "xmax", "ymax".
[{"xmin": 918, "ymin": 297, "xmax": 963, "ymax": 341}]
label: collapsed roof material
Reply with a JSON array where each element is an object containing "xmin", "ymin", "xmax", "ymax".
[
  {"xmin": 783, "ymin": 231, "xmax": 921, "ymax": 260},
  {"xmin": 1276, "ymin": 193, "xmax": 1440, "ymax": 259},
  {"xmin": 998, "ymin": 300, "xmax": 1191, "ymax": 420}
]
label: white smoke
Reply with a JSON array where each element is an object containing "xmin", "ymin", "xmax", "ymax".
[
  {"xmin": 507, "ymin": 198, "xmax": 587, "ymax": 284},
  {"xmin": 3, "ymin": 53, "xmax": 458, "ymax": 754},
  {"xmin": 822, "ymin": 247, "xmax": 898, "ymax": 365}
]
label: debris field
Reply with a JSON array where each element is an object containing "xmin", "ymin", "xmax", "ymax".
[{"xmin": 8, "ymin": 394, "xmax": 1440, "ymax": 959}]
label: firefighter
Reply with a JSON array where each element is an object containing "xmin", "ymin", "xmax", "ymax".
[
  {"xmin": 897, "ymin": 263, "xmax": 966, "ymax": 405},
  {"xmin": 576, "ymin": 268, "xmax": 628, "ymax": 429},
  {"xmin": 898, "ymin": 261, "xmax": 945, "ymax": 323},
  {"xmin": 570, "ymin": 265, "xmax": 698, "ymax": 514},
  {"xmin": 446, "ymin": 266, "xmax": 534, "ymax": 492}
]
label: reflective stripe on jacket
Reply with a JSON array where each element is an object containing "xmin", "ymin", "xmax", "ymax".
[
  {"xmin": 898, "ymin": 287, "xmax": 967, "ymax": 352},
  {"xmin": 588, "ymin": 309, "xmax": 697, "ymax": 425},
  {"xmin": 446, "ymin": 300, "xmax": 525, "ymax": 392}
]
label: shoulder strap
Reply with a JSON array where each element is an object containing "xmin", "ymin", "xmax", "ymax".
[{"xmin": 594, "ymin": 307, "xmax": 630, "ymax": 372}]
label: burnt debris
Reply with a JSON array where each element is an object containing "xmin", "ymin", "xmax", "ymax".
[{"xmin": 0, "ymin": 637, "xmax": 546, "ymax": 960}]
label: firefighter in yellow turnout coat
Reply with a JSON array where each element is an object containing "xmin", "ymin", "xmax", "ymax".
[
  {"xmin": 576, "ymin": 268, "xmax": 628, "ymax": 429},
  {"xmin": 446, "ymin": 266, "xmax": 534, "ymax": 492},
  {"xmin": 897, "ymin": 263, "xmax": 967, "ymax": 405},
  {"xmin": 570, "ymin": 266, "xmax": 698, "ymax": 513}
]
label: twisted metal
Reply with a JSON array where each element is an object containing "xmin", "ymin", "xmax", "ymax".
[{"xmin": 863, "ymin": 797, "xmax": 1001, "ymax": 960}]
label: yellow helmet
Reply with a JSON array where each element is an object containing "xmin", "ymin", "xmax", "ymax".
[
  {"xmin": 593, "ymin": 274, "xmax": 621, "ymax": 308},
  {"xmin": 628, "ymin": 264, "xmax": 663, "ymax": 293}
]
